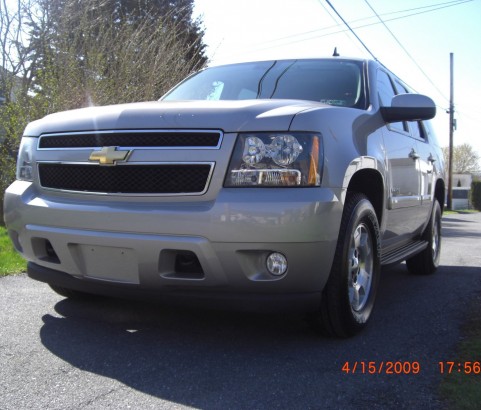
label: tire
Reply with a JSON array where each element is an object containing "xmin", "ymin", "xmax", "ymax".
[
  {"xmin": 310, "ymin": 192, "xmax": 381, "ymax": 338},
  {"xmin": 406, "ymin": 200, "xmax": 441, "ymax": 275}
]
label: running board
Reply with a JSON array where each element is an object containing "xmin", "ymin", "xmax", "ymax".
[{"xmin": 381, "ymin": 240, "xmax": 428, "ymax": 266}]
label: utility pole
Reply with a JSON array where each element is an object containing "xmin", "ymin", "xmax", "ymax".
[{"xmin": 447, "ymin": 52, "xmax": 454, "ymax": 210}]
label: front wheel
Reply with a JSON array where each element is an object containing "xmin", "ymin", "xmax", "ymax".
[{"xmin": 309, "ymin": 193, "xmax": 381, "ymax": 337}]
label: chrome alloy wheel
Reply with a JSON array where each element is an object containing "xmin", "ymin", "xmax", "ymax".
[
  {"xmin": 348, "ymin": 223, "xmax": 374, "ymax": 312},
  {"xmin": 432, "ymin": 216, "xmax": 440, "ymax": 263},
  {"xmin": 315, "ymin": 193, "xmax": 380, "ymax": 337}
]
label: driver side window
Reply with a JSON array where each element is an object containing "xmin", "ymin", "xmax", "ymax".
[{"xmin": 377, "ymin": 70, "xmax": 408, "ymax": 133}]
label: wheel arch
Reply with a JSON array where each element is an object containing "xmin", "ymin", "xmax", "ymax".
[{"xmin": 345, "ymin": 168, "xmax": 384, "ymax": 227}]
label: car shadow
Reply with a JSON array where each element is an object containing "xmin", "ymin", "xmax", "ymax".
[
  {"xmin": 442, "ymin": 216, "xmax": 481, "ymax": 238},
  {"xmin": 39, "ymin": 262, "xmax": 481, "ymax": 408}
]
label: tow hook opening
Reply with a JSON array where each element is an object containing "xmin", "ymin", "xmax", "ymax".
[
  {"xmin": 32, "ymin": 238, "xmax": 60, "ymax": 264},
  {"xmin": 175, "ymin": 251, "xmax": 203, "ymax": 275},
  {"xmin": 160, "ymin": 250, "xmax": 204, "ymax": 280}
]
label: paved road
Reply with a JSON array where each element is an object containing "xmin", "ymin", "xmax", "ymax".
[{"xmin": 1, "ymin": 212, "xmax": 481, "ymax": 409}]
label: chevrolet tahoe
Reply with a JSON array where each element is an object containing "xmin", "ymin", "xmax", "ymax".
[{"xmin": 3, "ymin": 58, "xmax": 445, "ymax": 337}]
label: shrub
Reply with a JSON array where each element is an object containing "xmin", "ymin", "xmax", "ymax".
[{"xmin": 471, "ymin": 181, "xmax": 481, "ymax": 211}]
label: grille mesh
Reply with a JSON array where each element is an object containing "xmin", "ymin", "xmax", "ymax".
[
  {"xmin": 38, "ymin": 163, "xmax": 212, "ymax": 194},
  {"xmin": 39, "ymin": 131, "xmax": 221, "ymax": 148}
]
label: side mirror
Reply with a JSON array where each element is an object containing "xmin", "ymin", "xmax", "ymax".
[{"xmin": 381, "ymin": 93, "xmax": 436, "ymax": 123}]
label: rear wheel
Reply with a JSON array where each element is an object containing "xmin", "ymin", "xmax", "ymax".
[
  {"xmin": 406, "ymin": 200, "xmax": 441, "ymax": 275},
  {"xmin": 310, "ymin": 193, "xmax": 381, "ymax": 337}
]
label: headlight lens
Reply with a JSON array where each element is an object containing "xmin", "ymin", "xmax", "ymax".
[
  {"xmin": 269, "ymin": 134, "xmax": 303, "ymax": 166},
  {"xmin": 16, "ymin": 137, "xmax": 36, "ymax": 181},
  {"xmin": 225, "ymin": 132, "xmax": 322, "ymax": 187},
  {"xmin": 243, "ymin": 136, "xmax": 266, "ymax": 165}
]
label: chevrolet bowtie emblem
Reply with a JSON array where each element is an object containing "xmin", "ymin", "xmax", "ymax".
[{"xmin": 89, "ymin": 146, "xmax": 132, "ymax": 165}]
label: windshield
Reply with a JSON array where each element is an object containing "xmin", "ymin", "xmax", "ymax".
[{"xmin": 162, "ymin": 59, "xmax": 366, "ymax": 109}]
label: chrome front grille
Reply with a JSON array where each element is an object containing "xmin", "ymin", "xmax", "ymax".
[
  {"xmin": 36, "ymin": 130, "xmax": 221, "ymax": 195},
  {"xmin": 38, "ymin": 130, "xmax": 223, "ymax": 149},
  {"xmin": 38, "ymin": 163, "xmax": 214, "ymax": 194}
]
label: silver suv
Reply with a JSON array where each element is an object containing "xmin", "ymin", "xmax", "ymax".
[{"xmin": 4, "ymin": 58, "xmax": 445, "ymax": 337}]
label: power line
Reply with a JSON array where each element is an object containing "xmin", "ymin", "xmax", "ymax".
[
  {"xmin": 237, "ymin": 0, "xmax": 473, "ymax": 53},
  {"xmin": 217, "ymin": 0, "xmax": 473, "ymax": 65},
  {"xmin": 212, "ymin": 0, "xmax": 474, "ymax": 109},
  {"xmin": 317, "ymin": 0, "xmax": 365, "ymax": 55},
  {"xmin": 327, "ymin": 0, "xmax": 378, "ymax": 59},
  {"xmin": 362, "ymin": 0, "xmax": 450, "ymax": 104},
  {"xmin": 357, "ymin": 0, "xmax": 474, "ymax": 28}
]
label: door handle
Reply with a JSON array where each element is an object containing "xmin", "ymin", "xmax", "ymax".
[
  {"xmin": 428, "ymin": 154, "xmax": 437, "ymax": 163},
  {"xmin": 409, "ymin": 148, "xmax": 420, "ymax": 160}
]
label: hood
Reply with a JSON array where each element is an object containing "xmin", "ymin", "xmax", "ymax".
[{"xmin": 24, "ymin": 100, "xmax": 326, "ymax": 136}]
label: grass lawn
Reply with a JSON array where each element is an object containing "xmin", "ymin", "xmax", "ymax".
[
  {"xmin": 440, "ymin": 295, "xmax": 481, "ymax": 409},
  {"xmin": 440, "ymin": 209, "xmax": 481, "ymax": 408},
  {"xmin": 443, "ymin": 209, "xmax": 479, "ymax": 215},
  {"xmin": 0, "ymin": 226, "xmax": 27, "ymax": 276}
]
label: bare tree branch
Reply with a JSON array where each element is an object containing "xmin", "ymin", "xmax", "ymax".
[{"xmin": 442, "ymin": 143, "xmax": 481, "ymax": 174}]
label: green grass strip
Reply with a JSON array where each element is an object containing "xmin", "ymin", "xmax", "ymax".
[
  {"xmin": 440, "ymin": 296, "xmax": 481, "ymax": 409},
  {"xmin": 0, "ymin": 226, "xmax": 27, "ymax": 276}
]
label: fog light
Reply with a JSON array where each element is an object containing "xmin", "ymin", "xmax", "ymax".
[{"xmin": 266, "ymin": 252, "xmax": 288, "ymax": 276}]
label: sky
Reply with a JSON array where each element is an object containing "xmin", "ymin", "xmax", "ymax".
[{"xmin": 193, "ymin": 0, "xmax": 481, "ymax": 161}]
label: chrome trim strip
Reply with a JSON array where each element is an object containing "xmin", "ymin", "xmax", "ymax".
[
  {"xmin": 37, "ymin": 161, "xmax": 216, "ymax": 197},
  {"xmin": 37, "ymin": 129, "xmax": 224, "ymax": 150}
]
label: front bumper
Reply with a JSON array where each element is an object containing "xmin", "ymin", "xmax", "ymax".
[
  {"xmin": 5, "ymin": 181, "xmax": 343, "ymax": 310},
  {"xmin": 27, "ymin": 262, "xmax": 323, "ymax": 312}
]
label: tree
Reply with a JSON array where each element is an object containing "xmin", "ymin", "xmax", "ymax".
[
  {"xmin": 1, "ymin": 0, "xmax": 28, "ymax": 94},
  {"xmin": 26, "ymin": 0, "xmax": 207, "ymax": 108},
  {"xmin": 1, "ymin": 0, "xmax": 208, "ymax": 224},
  {"xmin": 442, "ymin": 143, "xmax": 481, "ymax": 174},
  {"xmin": 1, "ymin": 0, "xmax": 35, "ymax": 224}
]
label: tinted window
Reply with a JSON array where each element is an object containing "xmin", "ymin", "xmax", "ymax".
[
  {"xmin": 162, "ymin": 59, "xmax": 366, "ymax": 108},
  {"xmin": 377, "ymin": 70, "xmax": 407, "ymax": 132},
  {"xmin": 394, "ymin": 80, "xmax": 409, "ymax": 94},
  {"xmin": 409, "ymin": 121, "xmax": 426, "ymax": 140},
  {"xmin": 269, "ymin": 61, "xmax": 363, "ymax": 107},
  {"xmin": 162, "ymin": 61, "xmax": 274, "ymax": 101}
]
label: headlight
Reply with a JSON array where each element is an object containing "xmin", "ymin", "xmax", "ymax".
[
  {"xmin": 16, "ymin": 137, "xmax": 36, "ymax": 182},
  {"xmin": 225, "ymin": 132, "xmax": 322, "ymax": 187}
]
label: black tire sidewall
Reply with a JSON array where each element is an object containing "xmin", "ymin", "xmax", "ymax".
[
  {"xmin": 323, "ymin": 194, "xmax": 380, "ymax": 336},
  {"xmin": 406, "ymin": 199, "xmax": 442, "ymax": 275}
]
